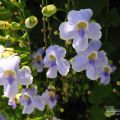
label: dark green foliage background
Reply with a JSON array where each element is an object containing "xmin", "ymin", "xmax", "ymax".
[{"xmin": 0, "ymin": 0, "xmax": 120, "ymax": 120}]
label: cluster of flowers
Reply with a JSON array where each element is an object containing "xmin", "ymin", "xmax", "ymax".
[
  {"xmin": 33, "ymin": 9, "xmax": 115, "ymax": 84},
  {"xmin": 0, "ymin": 45, "xmax": 57, "ymax": 114},
  {"xmin": 0, "ymin": 8, "xmax": 115, "ymax": 115}
]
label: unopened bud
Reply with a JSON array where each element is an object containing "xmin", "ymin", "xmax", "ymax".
[
  {"xmin": 5, "ymin": 48, "xmax": 14, "ymax": 51},
  {"xmin": 5, "ymin": 35, "xmax": 10, "ymax": 40},
  {"xmin": 25, "ymin": 16, "xmax": 38, "ymax": 28},
  {"xmin": 10, "ymin": 0, "xmax": 17, "ymax": 3},
  {"xmin": 15, "ymin": 93, "xmax": 21, "ymax": 103},
  {"xmin": 2, "ymin": 51, "xmax": 15, "ymax": 58},
  {"xmin": 42, "ymin": 4, "xmax": 57, "ymax": 17},
  {"xmin": 0, "ymin": 21, "xmax": 10, "ymax": 29},
  {"xmin": 1, "ymin": 6, "xmax": 5, "ymax": 10},
  {"xmin": 60, "ymin": 108, "xmax": 64, "ymax": 112},
  {"xmin": 5, "ymin": 35, "xmax": 16, "ymax": 42},
  {"xmin": 10, "ymin": 22, "xmax": 20, "ymax": 30},
  {"xmin": 65, "ymin": 40, "xmax": 72, "ymax": 45},
  {"xmin": 54, "ymin": 30, "xmax": 59, "ymax": 35},
  {"xmin": 48, "ymin": 84, "xmax": 55, "ymax": 91},
  {"xmin": 10, "ymin": 0, "xmax": 18, "ymax": 5},
  {"xmin": 87, "ymin": 90, "xmax": 91, "ymax": 95},
  {"xmin": 0, "ymin": 2, "xmax": 2, "ymax": 5},
  {"xmin": 2, "ymin": 48, "xmax": 15, "ymax": 58},
  {"xmin": 116, "ymin": 81, "xmax": 120, "ymax": 86},
  {"xmin": 112, "ymin": 88, "xmax": 117, "ymax": 93},
  {"xmin": 19, "ymin": 41, "xmax": 25, "ymax": 48}
]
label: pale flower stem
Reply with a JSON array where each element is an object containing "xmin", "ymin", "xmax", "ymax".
[{"xmin": 46, "ymin": 0, "xmax": 53, "ymax": 45}]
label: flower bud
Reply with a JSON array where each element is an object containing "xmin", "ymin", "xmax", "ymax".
[
  {"xmin": 5, "ymin": 48, "xmax": 14, "ymax": 51},
  {"xmin": 0, "ymin": 35, "xmax": 6, "ymax": 40},
  {"xmin": 25, "ymin": 16, "xmax": 38, "ymax": 28},
  {"xmin": 48, "ymin": 84, "xmax": 55, "ymax": 91},
  {"xmin": 5, "ymin": 35, "xmax": 16, "ymax": 42},
  {"xmin": 10, "ymin": 22, "xmax": 20, "ymax": 30},
  {"xmin": 60, "ymin": 108, "xmax": 64, "ymax": 112},
  {"xmin": 116, "ymin": 81, "xmax": 120, "ymax": 86},
  {"xmin": 42, "ymin": 4, "xmax": 57, "ymax": 17},
  {"xmin": 15, "ymin": 93, "xmax": 21, "ymax": 103},
  {"xmin": 5, "ymin": 35, "xmax": 10, "ymax": 40},
  {"xmin": 0, "ymin": 21, "xmax": 10, "ymax": 29},
  {"xmin": 10, "ymin": 0, "xmax": 17, "ymax": 3},
  {"xmin": 10, "ymin": 0, "xmax": 18, "ymax": 6},
  {"xmin": 112, "ymin": 88, "xmax": 117, "ymax": 93},
  {"xmin": 1, "ymin": 48, "xmax": 15, "ymax": 58},
  {"xmin": 65, "ymin": 40, "xmax": 72, "ymax": 46},
  {"xmin": 53, "ymin": 30, "xmax": 59, "ymax": 35},
  {"xmin": 19, "ymin": 41, "xmax": 25, "ymax": 48},
  {"xmin": 1, "ymin": 51, "xmax": 15, "ymax": 58},
  {"xmin": 87, "ymin": 90, "xmax": 91, "ymax": 95},
  {"xmin": 0, "ymin": 2, "xmax": 2, "ymax": 5}
]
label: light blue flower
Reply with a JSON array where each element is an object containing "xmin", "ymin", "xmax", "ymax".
[
  {"xmin": 32, "ymin": 48, "xmax": 44, "ymax": 72},
  {"xmin": 71, "ymin": 40, "xmax": 108, "ymax": 80},
  {"xmin": 40, "ymin": 89, "xmax": 57, "ymax": 109},
  {"xmin": 98, "ymin": 65, "xmax": 116, "ymax": 85},
  {"xmin": 59, "ymin": 9, "xmax": 102, "ymax": 51},
  {"xmin": 20, "ymin": 87, "xmax": 45, "ymax": 114},
  {"xmin": 44, "ymin": 45, "xmax": 70, "ymax": 78},
  {"xmin": 0, "ymin": 55, "xmax": 33, "ymax": 98},
  {"xmin": 20, "ymin": 88, "xmax": 57, "ymax": 114}
]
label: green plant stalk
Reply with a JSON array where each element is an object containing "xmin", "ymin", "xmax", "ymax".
[
  {"xmin": 42, "ymin": 0, "xmax": 47, "ymax": 48},
  {"xmin": 20, "ymin": 8, "xmax": 31, "ymax": 52},
  {"xmin": 42, "ymin": 17, "xmax": 47, "ymax": 48},
  {"xmin": 47, "ymin": 19, "xmax": 53, "ymax": 45},
  {"xmin": 105, "ymin": 0, "xmax": 109, "ymax": 42},
  {"xmin": 72, "ymin": 0, "xmax": 75, "ymax": 9}
]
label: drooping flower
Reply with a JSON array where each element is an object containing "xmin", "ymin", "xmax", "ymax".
[
  {"xmin": 20, "ymin": 87, "xmax": 45, "ymax": 114},
  {"xmin": 32, "ymin": 48, "xmax": 44, "ymax": 72},
  {"xmin": 59, "ymin": 9, "xmax": 102, "ymax": 52},
  {"xmin": 40, "ymin": 88, "xmax": 57, "ymax": 109},
  {"xmin": 44, "ymin": 45, "xmax": 70, "ymax": 78},
  {"xmin": 98, "ymin": 64, "xmax": 116, "ymax": 85},
  {"xmin": 71, "ymin": 40, "xmax": 108, "ymax": 80},
  {"xmin": 0, "ymin": 55, "xmax": 33, "ymax": 98}
]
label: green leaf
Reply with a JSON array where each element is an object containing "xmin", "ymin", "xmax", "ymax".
[
  {"xmin": 89, "ymin": 85, "xmax": 112, "ymax": 105},
  {"xmin": 0, "ymin": 10, "xmax": 13, "ymax": 20},
  {"xmin": 90, "ymin": 106, "xmax": 105, "ymax": 120}
]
